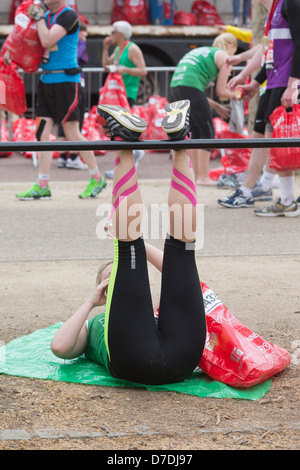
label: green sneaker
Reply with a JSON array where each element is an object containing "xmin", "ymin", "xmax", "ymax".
[
  {"xmin": 79, "ymin": 176, "xmax": 107, "ymax": 199},
  {"xmin": 16, "ymin": 182, "xmax": 51, "ymax": 201}
]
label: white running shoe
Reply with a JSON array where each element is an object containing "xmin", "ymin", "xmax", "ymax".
[
  {"xmin": 66, "ymin": 156, "xmax": 88, "ymax": 170},
  {"xmin": 162, "ymin": 100, "xmax": 190, "ymax": 140},
  {"xmin": 97, "ymin": 104, "xmax": 147, "ymax": 141}
]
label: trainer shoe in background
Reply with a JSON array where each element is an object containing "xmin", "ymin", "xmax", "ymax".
[
  {"xmin": 218, "ymin": 188, "xmax": 255, "ymax": 208},
  {"xmin": 296, "ymin": 196, "xmax": 300, "ymax": 206},
  {"xmin": 66, "ymin": 156, "xmax": 88, "ymax": 170},
  {"xmin": 16, "ymin": 182, "xmax": 51, "ymax": 201},
  {"xmin": 97, "ymin": 105, "xmax": 147, "ymax": 141},
  {"xmin": 162, "ymin": 100, "xmax": 190, "ymax": 140},
  {"xmin": 251, "ymin": 183, "xmax": 273, "ymax": 201},
  {"xmin": 78, "ymin": 175, "xmax": 107, "ymax": 199},
  {"xmin": 217, "ymin": 173, "xmax": 239, "ymax": 189},
  {"xmin": 57, "ymin": 157, "xmax": 67, "ymax": 168},
  {"xmin": 254, "ymin": 199, "xmax": 300, "ymax": 217}
]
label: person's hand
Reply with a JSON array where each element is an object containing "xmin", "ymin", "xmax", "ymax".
[
  {"xmin": 227, "ymin": 73, "xmax": 245, "ymax": 91},
  {"xmin": 27, "ymin": 4, "xmax": 45, "ymax": 20},
  {"xmin": 213, "ymin": 102, "xmax": 231, "ymax": 120},
  {"xmin": 103, "ymin": 36, "xmax": 112, "ymax": 49},
  {"xmin": 4, "ymin": 51, "xmax": 11, "ymax": 66},
  {"xmin": 281, "ymin": 85, "xmax": 299, "ymax": 109},
  {"xmin": 116, "ymin": 65, "xmax": 126, "ymax": 75},
  {"xmin": 239, "ymin": 81, "xmax": 260, "ymax": 101},
  {"xmin": 89, "ymin": 278, "xmax": 110, "ymax": 307}
]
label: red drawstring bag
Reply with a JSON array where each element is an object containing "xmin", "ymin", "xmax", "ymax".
[
  {"xmin": 0, "ymin": 58, "xmax": 27, "ymax": 115},
  {"xmin": 191, "ymin": 0, "xmax": 224, "ymax": 25},
  {"xmin": 1, "ymin": 0, "xmax": 44, "ymax": 73},
  {"xmin": 269, "ymin": 105, "xmax": 300, "ymax": 171},
  {"xmin": 174, "ymin": 11, "xmax": 197, "ymax": 25},
  {"xmin": 199, "ymin": 282, "xmax": 291, "ymax": 388},
  {"xmin": 97, "ymin": 72, "xmax": 131, "ymax": 125},
  {"xmin": 111, "ymin": 0, "xmax": 150, "ymax": 24},
  {"xmin": 8, "ymin": 0, "xmax": 22, "ymax": 24}
]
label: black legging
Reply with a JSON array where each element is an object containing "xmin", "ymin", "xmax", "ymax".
[{"xmin": 105, "ymin": 236, "xmax": 206, "ymax": 385}]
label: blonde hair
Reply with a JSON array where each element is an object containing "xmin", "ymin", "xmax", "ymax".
[
  {"xmin": 212, "ymin": 33, "xmax": 238, "ymax": 54},
  {"xmin": 96, "ymin": 261, "xmax": 113, "ymax": 286}
]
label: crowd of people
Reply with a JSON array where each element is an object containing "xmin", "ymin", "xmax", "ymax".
[{"xmin": 1, "ymin": 0, "xmax": 299, "ymax": 386}]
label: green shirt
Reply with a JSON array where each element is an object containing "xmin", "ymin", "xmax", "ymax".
[
  {"xmin": 85, "ymin": 312, "xmax": 109, "ymax": 370},
  {"xmin": 170, "ymin": 47, "xmax": 221, "ymax": 92},
  {"xmin": 114, "ymin": 41, "xmax": 140, "ymax": 101}
]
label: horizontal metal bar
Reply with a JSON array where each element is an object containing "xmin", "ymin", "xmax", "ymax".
[{"xmin": 0, "ymin": 138, "xmax": 299, "ymax": 153}]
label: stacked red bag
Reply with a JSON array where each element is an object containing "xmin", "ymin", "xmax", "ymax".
[
  {"xmin": 174, "ymin": 11, "xmax": 197, "ymax": 25},
  {"xmin": 0, "ymin": 58, "xmax": 27, "ymax": 115},
  {"xmin": 111, "ymin": 0, "xmax": 150, "ymax": 24},
  {"xmin": 1, "ymin": 0, "xmax": 44, "ymax": 73},
  {"xmin": 199, "ymin": 282, "xmax": 291, "ymax": 387},
  {"xmin": 82, "ymin": 106, "xmax": 108, "ymax": 155},
  {"xmin": 191, "ymin": 0, "xmax": 224, "ymax": 26}
]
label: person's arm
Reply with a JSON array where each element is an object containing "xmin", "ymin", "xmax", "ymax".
[
  {"xmin": 207, "ymin": 98, "xmax": 231, "ymax": 120},
  {"xmin": 281, "ymin": 0, "xmax": 300, "ymax": 108},
  {"xmin": 215, "ymin": 51, "xmax": 237, "ymax": 100},
  {"xmin": 117, "ymin": 43, "xmax": 147, "ymax": 77},
  {"xmin": 36, "ymin": 21, "xmax": 67, "ymax": 49},
  {"xmin": 50, "ymin": 278, "xmax": 109, "ymax": 359},
  {"xmin": 227, "ymin": 44, "xmax": 264, "ymax": 90},
  {"xmin": 102, "ymin": 36, "xmax": 115, "ymax": 70}
]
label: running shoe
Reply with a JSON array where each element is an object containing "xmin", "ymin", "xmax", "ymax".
[
  {"xmin": 254, "ymin": 199, "xmax": 300, "ymax": 217},
  {"xmin": 78, "ymin": 176, "xmax": 107, "ymax": 199},
  {"xmin": 217, "ymin": 188, "xmax": 254, "ymax": 208},
  {"xmin": 251, "ymin": 183, "xmax": 273, "ymax": 201},
  {"xmin": 296, "ymin": 195, "xmax": 300, "ymax": 206},
  {"xmin": 162, "ymin": 100, "xmax": 190, "ymax": 140},
  {"xmin": 66, "ymin": 156, "xmax": 88, "ymax": 170},
  {"xmin": 97, "ymin": 105, "xmax": 147, "ymax": 141},
  {"xmin": 217, "ymin": 173, "xmax": 239, "ymax": 189},
  {"xmin": 16, "ymin": 182, "xmax": 51, "ymax": 201},
  {"xmin": 57, "ymin": 157, "xmax": 67, "ymax": 168}
]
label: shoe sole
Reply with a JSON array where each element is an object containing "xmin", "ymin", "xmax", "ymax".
[
  {"xmin": 218, "ymin": 201, "xmax": 254, "ymax": 208},
  {"xmin": 162, "ymin": 100, "xmax": 190, "ymax": 140},
  {"xmin": 17, "ymin": 196, "xmax": 51, "ymax": 201},
  {"xmin": 255, "ymin": 209, "xmax": 300, "ymax": 217},
  {"xmin": 97, "ymin": 105, "xmax": 147, "ymax": 140},
  {"xmin": 252, "ymin": 195, "xmax": 273, "ymax": 201}
]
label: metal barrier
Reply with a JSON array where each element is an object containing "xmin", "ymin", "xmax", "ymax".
[{"xmin": 0, "ymin": 138, "xmax": 299, "ymax": 153}]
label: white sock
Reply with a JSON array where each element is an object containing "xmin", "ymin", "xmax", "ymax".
[
  {"xmin": 279, "ymin": 176, "xmax": 295, "ymax": 205},
  {"xmin": 259, "ymin": 171, "xmax": 275, "ymax": 191},
  {"xmin": 239, "ymin": 185, "xmax": 252, "ymax": 198}
]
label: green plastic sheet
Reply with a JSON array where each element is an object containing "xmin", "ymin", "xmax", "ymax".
[{"xmin": 0, "ymin": 323, "xmax": 271, "ymax": 400}]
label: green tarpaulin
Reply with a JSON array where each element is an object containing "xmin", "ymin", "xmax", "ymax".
[{"xmin": 0, "ymin": 323, "xmax": 271, "ymax": 400}]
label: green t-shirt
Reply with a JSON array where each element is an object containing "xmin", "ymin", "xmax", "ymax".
[
  {"xmin": 170, "ymin": 47, "xmax": 221, "ymax": 92},
  {"xmin": 85, "ymin": 312, "xmax": 109, "ymax": 369},
  {"xmin": 114, "ymin": 41, "xmax": 140, "ymax": 101}
]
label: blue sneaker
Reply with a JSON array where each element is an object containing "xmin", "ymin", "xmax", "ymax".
[
  {"xmin": 218, "ymin": 188, "xmax": 255, "ymax": 208},
  {"xmin": 251, "ymin": 183, "xmax": 273, "ymax": 201}
]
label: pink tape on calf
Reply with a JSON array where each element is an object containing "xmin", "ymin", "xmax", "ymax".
[
  {"xmin": 113, "ymin": 165, "xmax": 136, "ymax": 197},
  {"xmin": 172, "ymin": 167, "xmax": 196, "ymax": 194},
  {"xmin": 114, "ymin": 156, "xmax": 120, "ymax": 167},
  {"xmin": 171, "ymin": 180, "xmax": 197, "ymax": 207},
  {"xmin": 109, "ymin": 181, "xmax": 139, "ymax": 219}
]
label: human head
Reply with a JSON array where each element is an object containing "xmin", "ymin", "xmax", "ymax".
[
  {"xmin": 111, "ymin": 21, "xmax": 132, "ymax": 40},
  {"xmin": 96, "ymin": 261, "xmax": 113, "ymax": 286},
  {"xmin": 79, "ymin": 22, "xmax": 88, "ymax": 41},
  {"xmin": 212, "ymin": 33, "xmax": 238, "ymax": 56}
]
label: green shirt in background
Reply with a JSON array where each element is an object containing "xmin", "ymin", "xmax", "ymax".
[
  {"xmin": 85, "ymin": 312, "xmax": 109, "ymax": 370},
  {"xmin": 114, "ymin": 41, "xmax": 140, "ymax": 101},
  {"xmin": 170, "ymin": 47, "xmax": 221, "ymax": 92}
]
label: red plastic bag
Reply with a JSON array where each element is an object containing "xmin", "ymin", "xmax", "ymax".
[
  {"xmin": 269, "ymin": 105, "xmax": 300, "ymax": 171},
  {"xmin": 1, "ymin": 0, "xmax": 44, "ymax": 73},
  {"xmin": 199, "ymin": 282, "xmax": 291, "ymax": 387},
  {"xmin": 142, "ymin": 95, "xmax": 169, "ymax": 144},
  {"xmin": 0, "ymin": 58, "xmax": 27, "ymax": 115},
  {"xmin": 174, "ymin": 11, "xmax": 197, "ymax": 25},
  {"xmin": 111, "ymin": 0, "xmax": 150, "ymax": 24},
  {"xmin": 191, "ymin": 0, "xmax": 224, "ymax": 25},
  {"xmin": 8, "ymin": 0, "xmax": 22, "ymax": 24},
  {"xmin": 97, "ymin": 73, "xmax": 131, "ymax": 125}
]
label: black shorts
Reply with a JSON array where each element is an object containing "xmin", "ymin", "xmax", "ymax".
[
  {"xmin": 170, "ymin": 86, "xmax": 215, "ymax": 140},
  {"xmin": 36, "ymin": 81, "xmax": 82, "ymax": 125},
  {"xmin": 254, "ymin": 87, "xmax": 286, "ymax": 134}
]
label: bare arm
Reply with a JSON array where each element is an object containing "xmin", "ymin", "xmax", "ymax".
[
  {"xmin": 36, "ymin": 21, "xmax": 67, "ymax": 49},
  {"xmin": 117, "ymin": 44, "xmax": 147, "ymax": 77},
  {"xmin": 227, "ymin": 44, "xmax": 264, "ymax": 90},
  {"xmin": 215, "ymin": 51, "xmax": 237, "ymax": 100},
  {"xmin": 51, "ymin": 278, "xmax": 109, "ymax": 360},
  {"xmin": 145, "ymin": 243, "xmax": 163, "ymax": 272}
]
